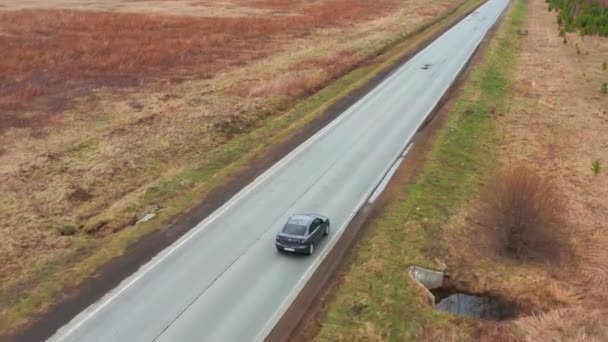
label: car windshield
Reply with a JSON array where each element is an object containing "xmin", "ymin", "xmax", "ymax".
[{"xmin": 282, "ymin": 223, "xmax": 307, "ymax": 236}]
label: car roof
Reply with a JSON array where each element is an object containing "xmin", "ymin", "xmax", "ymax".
[{"xmin": 287, "ymin": 214, "xmax": 316, "ymax": 226}]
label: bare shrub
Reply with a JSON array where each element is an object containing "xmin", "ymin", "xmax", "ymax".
[{"xmin": 480, "ymin": 166, "xmax": 568, "ymax": 261}]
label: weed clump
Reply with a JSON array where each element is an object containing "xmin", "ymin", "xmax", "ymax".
[
  {"xmin": 592, "ymin": 159, "xmax": 602, "ymax": 175},
  {"xmin": 602, "ymin": 61, "xmax": 607, "ymax": 70},
  {"xmin": 601, "ymin": 81, "xmax": 608, "ymax": 94},
  {"xmin": 480, "ymin": 166, "xmax": 568, "ymax": 261}
]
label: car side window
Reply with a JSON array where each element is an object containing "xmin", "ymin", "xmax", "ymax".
[
  {"xmin": 309, "ymin": 220, "xmax": 319, "ymax": 235},
  {"xmin": 313, "ymin": 219, "xmax": 324, "ymax": 234}
]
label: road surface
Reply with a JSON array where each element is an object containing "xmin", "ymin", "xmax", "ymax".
[{"xmin": 49, "ymin": 0, "xmax": 509, "ymax": 340}]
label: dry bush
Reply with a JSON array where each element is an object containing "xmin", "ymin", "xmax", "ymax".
[{"xmin": 480, "ymin": 166, "xmax": 569, "ymax": 262}]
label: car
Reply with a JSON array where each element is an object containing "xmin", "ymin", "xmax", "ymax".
[{"xmin": 275, "ymin": 214, "xmax": 330, "ymax": 255}]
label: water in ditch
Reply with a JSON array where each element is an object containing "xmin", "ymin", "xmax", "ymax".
[
  {"xmin": 433, "ymin": 291, "xmax": 514, "ymax": 320},
  {"xmin": 409, "ymin": 266, "xmax": 514, "ymax": 321}
]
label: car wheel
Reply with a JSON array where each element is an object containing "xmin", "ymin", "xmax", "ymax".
[
  {"xmin": 276, "ymin": 246, "xmax": 283, "ymax": 253},
  {"xmin": 324, "ymin": 223, "xmax": 329, "ymax": 236},
  {"xmin": 307, "ymin": 243, "xmax": 314, "ymax": 256}
]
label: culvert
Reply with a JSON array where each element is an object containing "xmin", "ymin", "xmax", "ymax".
[
  {"xmin": 408, "ymin": 265, "xmax": 445, "ymax": 304},
  {"xmin": 408, "ymin": 265, "xmax": 515, "ymax": 321}
]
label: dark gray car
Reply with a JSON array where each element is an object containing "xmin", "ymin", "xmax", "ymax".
[{"xmin": 275, "ymin": 214, "xmax": 330, "ymax": 255}]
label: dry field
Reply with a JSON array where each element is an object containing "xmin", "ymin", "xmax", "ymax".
[
  {"xmin": 0, "ymin": 0, "xmax": 275, "ymax": 16},
  {"xmin": 441, "ymin": 0, "xmax": 608, "ymax": 338},
  {"xmin": 0, "ymin": 0, "xmax": 465, "ymax": 334}
]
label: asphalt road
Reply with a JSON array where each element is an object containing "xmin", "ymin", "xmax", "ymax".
[{"xmin": 49, "ymin": 0, "xmax": 509, "ymax": 340}]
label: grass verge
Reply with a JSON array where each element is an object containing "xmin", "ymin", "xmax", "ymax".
[
  {"xmin": 315, "ymin": 0, "xmax": 527, "ymax": 340},
  {"xmin": 0, "ymin": 0, "xmax": 487, "ymax": 336}
]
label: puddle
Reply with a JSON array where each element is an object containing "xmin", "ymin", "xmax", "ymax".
[
  {"xmin": 433, "ymin": 291, "xmax": 514, "ymax": 320},
  {"xmin": 408, "ymin": 265, "xmax": 515, "ymax": 321}
]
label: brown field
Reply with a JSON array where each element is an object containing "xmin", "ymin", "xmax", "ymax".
[
  {"xmin": 0, "ymin": 0, "xmax": 274, "ymax": 16},
  {"xmin": 0, "ymin": 0, "xmax": 399, "ymax": 113},
  {"xmin": 0, "ymin": 0, "xmax": 464, "ymax": 335},
  {"xmin": 441, "ymin": 0, "xmax": 608, "ymax": 338}
]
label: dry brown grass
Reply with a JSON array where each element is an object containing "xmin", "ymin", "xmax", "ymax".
[
  {"xmin": 459, "ymin": 308, "xmax": 608, "ymax": 342},
  {"xmin": 0, "ymin": 0, "xmax": 397, "ymax": 114},
  {"xmin": 0, "ymin": 0, "xmax": 274, "ymax": 16},
  {"xmin": 513, "ymin": 308, "xmax": 608, "ymax": 341}
]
